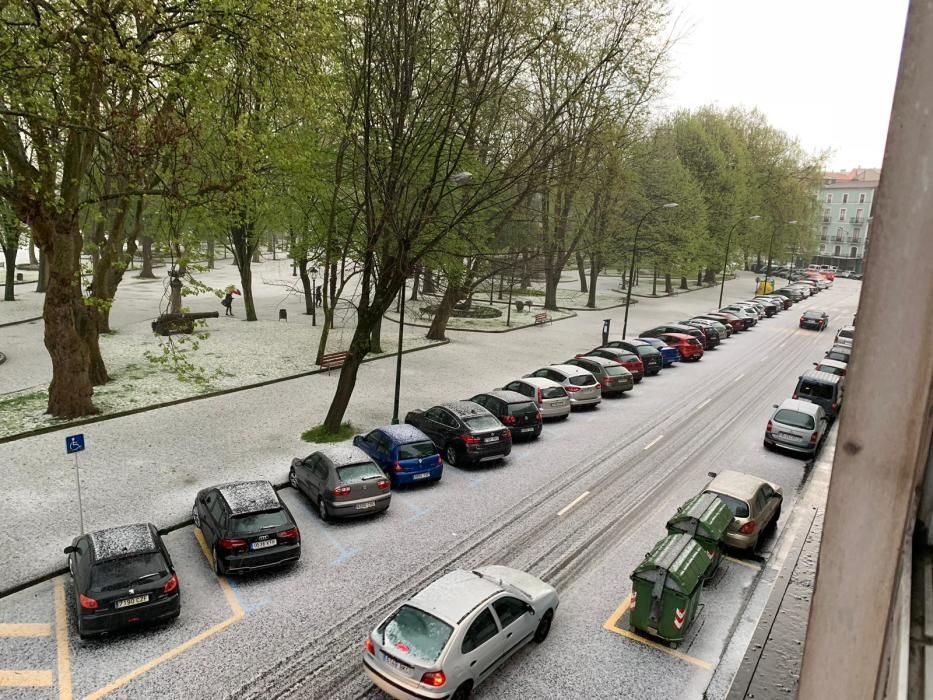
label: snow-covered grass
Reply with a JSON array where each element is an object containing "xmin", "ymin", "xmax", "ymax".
[{"xmin": 384, "ymin": 299, "xmax": 575, "ymax": 332}]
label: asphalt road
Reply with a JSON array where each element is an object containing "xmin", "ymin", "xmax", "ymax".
[{"xmin": 0, "ymin": 280, "xmax": 860, "ymax": 700}]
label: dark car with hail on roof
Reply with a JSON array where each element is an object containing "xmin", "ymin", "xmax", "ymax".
[
  {"xmin": 602, "ymin": 339, "xmax": 663, "ymax": 375},
  {"xmin": 636, "ymin": 336, "xmax": 681, "ymax": 366},
  {"xmin": 353, "ymin": 425, "xmax": 443, "ymax": 486},
  {"xmin": 799, "ymin": 309, "xmax": 829, "ymax": 330},
  {"xmin": 824, "ymin": 344, "xmax": 852, "ymax": 364},
  {"xmin": 500, "ymin": 377, "xmax": 571, "ymax": 420},
  {"xmin": 562, "ymin": 355, "xmax": 634, "ymax": 396},
  {"xmin": 406, "ymin": 401, "xmax": 512, "ymax": 467},
  {"xmin": 641, "ymin": 323, "xmax": 712, "ymax": 349},
  {"xmin": 705, "ymin": 311, "xmax": 748, "ymax": 332},
  {"xmin": 65, "ymin": 523, "xmax": 180, "ymax": 639},
  {"xmin": 363, "ymin": 566, "xmax": 559, "ymax": 700},
  {"xmin": 659, "ymin": 332, "xmax": 704, "ymax": 361},
  {"xmin": 720, "ymin": 306, "xmax": 758, "ymax": 326},
  {"xmin": 793, "ymin": 370, "xmax": 844, "ymax": 421},
  {"xmin": 291, "ymin": 446, "xmax": 392, "ymax": 520},
  {"xmin": 469, "ymin": 390, "xmax": 543, "ymax": 440},
  {"xmin": 774, "ymin": 287, "xmax": 806, "ymax": 303},
  {"xmin": 524, "ymin": 365, "xmax": 602, "ymax": 408},
  {"xmin": 688, "ymin": 317, "xmax": 731, "ymax": 339},
  {"xmin": 192, "ymin": 481, "xmax": 301, "ymax": 575},
  {"xmin": 582, "ymin": 347, "xmax": 644, "ymax": 382},
  {"xmin": 680, "ymin": 319, "xmax": 723, "ymax": 346}
]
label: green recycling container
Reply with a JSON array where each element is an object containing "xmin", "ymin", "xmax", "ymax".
[
  {"xmin": 666, "ymin": 491, "xmax": 733, "ymax": 579},
  {"xmin": 630, "ymin": 532, "xmax": 708, "ymax": 641}
]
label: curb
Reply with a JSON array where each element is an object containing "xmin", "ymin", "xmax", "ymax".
[
  {"xmin": 382, "ymin": 310, "xmax": 579, "ymax": 334},
  {"xmin": 0, "ymin": 339, "xmax": 450, "ymax": 445},
  {"xmin": 0, "ymin": 316, "xmax": 42, "ymax": 329},
  {"xmin": 0, "ymin": 351, "xmax": 5, "ymax": 365}
]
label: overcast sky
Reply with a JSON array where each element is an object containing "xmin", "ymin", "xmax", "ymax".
[{"xmin": 661, "ymin": 0, "xmax": 909, "ymax": 170}]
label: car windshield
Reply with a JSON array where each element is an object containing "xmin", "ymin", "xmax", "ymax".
[
  {"xmin": 337, "ymin": 462, "xmax": 385, "ymax": 481},
  {"xmin": 91, "ymin": 551, "xmax": 167, "ymax": 590},
  {"xmin": 464, "ymin": 415, "xmax": 502, "ymax": 431},
  {"xmin": 803, "ymin": 311, "xmax": 823, "ymax": 319},
  {"xmin": 774, "ymin": 409, "xmax": 816, "ymax": 429},
  {"xmin": 230, "ymin": 509, "xmax": 291, "ymax": 535},
  {"xmin": 707, "ymin": 492, "xmax": 749, "ymax": 518},
  {"xmin": 838, "ymin": 329, "xmax": 854, "ymax": 339},
  {"xmin": 399, "ymin": 441, "xmax": 437, "ymax": 459},
  {"xmin": 798, "ymin": 381, "xmax": 834, "ymax": 400},
  {"xmin": 507, "ymin": 401, "xmax": 538, "ymax": 416},
  {"xmin": 380, "ymin": 605, "xmax": 453, "ymax": 663},
  {"xmin": 605, "ymin": 365, "xmax": 629, "ymax": 376},
  {"xmin": 541, "ymin": 386, "xmax": 567, "ymax": 399},
  {"xmin": 569, "ymin": 374, "xmax": 596, "ymax": 386}
]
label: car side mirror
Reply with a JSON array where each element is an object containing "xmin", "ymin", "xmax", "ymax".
[
  {"xmin": 772, "ymin": 404, "xmax": 779, "ymax": 409},
  {"xmin": 526, "ymin": 603, "xmax": 535, "ymax": 616},
  {"xmin": 63, "ymin": 545, "xmax": 76, "ymax": 554},
  {"xmin": 707, "ymin": 471, "xmax": 717, "ymax": 478}
]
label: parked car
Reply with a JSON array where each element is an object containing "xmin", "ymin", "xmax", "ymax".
[
  {"xmin": 732, "ymin": 301, "xmax": 765, "ymax": 319},
  {"xmin": 681, "ymin": 318, "xmax": 724, "ymax": 345},
  {"xmin": 793, "ymin": 370, "xmax": 844, "ymax": 420},
  {"xmin": 470, "ymin": 390, "xmax": 543, "ymax": 440},
  {"xmin": 763, "ymin": 399, "xmax": 828, "ymax": 457},
  {"xmin": 799, "ymin": 309, "xmax": 829, "ymax": 330},
  {"xmin": 834, "ymin": 325, "xmax": 855, "ymax": 347},
  {"xmin": 788, "ymin": 282, "xmax": 818, "ymax": 297},
  {"xmin": 500, "ymin": 377, "xmax": 571, "ymax": 420},
  {"xmin": 192, "ymin": 481, "xmax": 301, "ymax": 575},
  {"xmin": 602, "ymin": 339, "xmax": 664, "ymax": 375},
  {"xmin": 582, "ymin": 347, "xmax": 645, "ymax": 382},
  {"xmin": 760, "ymin": 294, "xmax": 793, "ymax": 310},
  {"xmin": 641, "ymin": 323, "xmax": 709, "ymax": 348},
  {"xmin": 720, "ymin": 306, "xmax": 758, "ymax": 326},
  {"xmin": 687, "ymin": 317, "xmax": 731, "ymax": 339},
  {"xmin": 65, "ymin": 523, "xmax": 181, "ymax": 639},
  {"xmin": 353, "ymin": 425, "xmax": 443, "ymax": 486},
  {"xmin": 750, "ymin": 298, "xmax": 779, "ymax": 316},
  {"xmin": 658, "ymin": 332, "xmax": 704, "ymax": 361},
  {"xmin": 406, "ymin": 401, "xmax": 512, "ymax": 466},
  {"xmin": 636, "ymin": 336, "xmax": 681, "ymax": 367},
  {"xmin": 774, "ymin": 287, "xmax": 806, "ymax": 303},
  {"xmin": 563, "ymin": 355, "xmax": 635, "ymax": 396},
  {"xmin": 525, "ymin": 364, "xmax": 602, "ymax": 407},
  {"xmin": 703, "ymin": 471, "xmax": 783, "ymax": 551},
  {"xmin": 824, "ymin": 344, "xmax": 853, "ymax": 364},
  {"xmin": 363, "ymin": 566, "xmax": 559, "ymax": 700},
  {"xmin": 813, "ymin": 358, "xmax": 847, "ymax": 377},
  {"xmin": 291, "ymin": 446, "xmax": 392, "ymax": 520},
  {"xmin": 703, "ymin": 311, "xmax": 747, "ymax": 332}
]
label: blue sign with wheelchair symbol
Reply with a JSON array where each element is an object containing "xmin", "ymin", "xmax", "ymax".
[{"xmin": 66, "ymin": 434, "xmax": 85, "ymax": 454}]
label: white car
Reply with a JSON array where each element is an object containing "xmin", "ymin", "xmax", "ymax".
[
  {"xmin": 364, "ymin": 566, "xmax": 559, "ymax": 700},
  {"xmin": 764, "ymin": 399, "xmax": 828, "ymax": 457},
  {"xmin": 834, "ymin": 325, "xmax": 855, "ymax": 348}
]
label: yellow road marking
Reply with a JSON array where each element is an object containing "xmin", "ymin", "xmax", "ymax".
[
  {"xmin": 602, "ymin": 594, "xmax": 713, "ymax": 670},
  {"xmin": 82, "ymin": 528, "xmax": 244, "ymax": 700},
  {"xmin": 723, "ymin": 555, "xmax": 762, "ymax": 571},
  {"xmin": 0, "ymin": 669, "xmax": 55, "ymax": 687},
  {"xmin": 0, "ymin": 623, "xmax": 51, "ymax": 637},
  {"xmin": 55, "ymin": 579, "xmax": 74, "ymax": 700}
]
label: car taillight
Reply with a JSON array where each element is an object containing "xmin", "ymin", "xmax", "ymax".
[
  {"xmin": 163, "ymin": 574, "xmax": 179, "ymax": 594},
  {"xmin": 831, "ymin": 402, "xmax": 838, "ymax": 412},
  {"xmin": 333, "ymin": 485, "xmax": 351, "ymax": 496},
  {"xmin": 377, "ymin": 479, "xmax": 390, "ymax": 490},
  {"xmin": 365, "ymin": 638, "xmax": 375, "ymax": 655},
  {"xmin": 421, "ymin": 671, "xmax": 446, "ymax": 688},
  {"xmin": 739, "ymin": 521, "xmax": 757, "ymax": 535},
  {"xmin": 79, "ymin": 593, "xmax": 98, "ymax": 610},
  {"xmin": 792, "ymin": 393, "xmax": 798, "ymax": 399},
  {"xmin": 766, "ymin": 420, "xmax": 773, "ymax": 433},
  {"xmin": 810, "ymin": 432, "xmax": 819, "ymax": 444},
  {"xmin": 535, "ymin": 411, "xmax": 542, "ymax": 421},
  {"xmin": 800, "ymin": 316, "xmax": 805, "ymax": 322},
  {"xmin": 277, "ymin": 527, "xmax": 300, "ymax": 541},
  {"xmin": 218, "ymin": 537, "xmax": 247, "ymax": 551},
  {"xmin": 503, "ymin": 415, "xmax": 516, "ymax": 425},
  {"xmin": 565, "ymin": 385, "xmax": 580, "ymax": 392},
  {"xmin": 501, "ymin": 429, "xmax": 511, "ymax": 439},
  {"xmin": 463, "ymin": 435, "xmax": 480, "ymax": 445},
  {"xmin": 536, "ymin": 388, "xmax": 543, "ymax": 403},
  {"xmin": 393, "ymin": 461, "xmax": 403, "ymax": 472},
  {"xmin": 599, "ymin": 376, "xmax": 609, "ymax": 386}
]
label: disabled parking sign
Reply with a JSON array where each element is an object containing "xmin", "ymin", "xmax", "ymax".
[{"xmin": 66, "ymin": 434, "xmax": 85, "ymax": 454}]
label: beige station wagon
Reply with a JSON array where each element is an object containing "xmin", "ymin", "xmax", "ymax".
[{"xmin": 703, "ymin": 470, "xmax": 783, "ymax": 551}]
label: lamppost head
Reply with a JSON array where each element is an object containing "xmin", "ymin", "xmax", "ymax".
[
  {"xmin": 662, "ymin": 202, "xmax": 679, "ymax": 208},
  {"xmin": 749, "ymin": 215, "xmax": 761, "ymax": 221},
  {"xmin": 788, "ymin": 220, "xmax": 798, "ymax": 225}
]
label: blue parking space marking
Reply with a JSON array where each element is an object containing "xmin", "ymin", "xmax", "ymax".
[
  {"xmin": 224, "ymin": 578, "xmax": 270, "ymax": 614},
  {"xmin": 318, "ymin": 526, "xmax": 360, "ymax": 566}
]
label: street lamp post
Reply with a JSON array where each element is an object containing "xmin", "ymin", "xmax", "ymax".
[
  {"xmin": 718, "ymin": 215, "xmax": 761, "ymax": 308},
  {"xmin": 621, "ymin": 202, "xmax": 678, "ymax": 339},
  {"xmin": 392, "ymin": 276, "xmax": 406, "ymax": 424},
  {"xmin": 766, "ymin": 220, "xmax": 796, "ymax": 283},
  {"xmin": 310, "ymin": 266, "xmax": 318, "ymax": 326}
]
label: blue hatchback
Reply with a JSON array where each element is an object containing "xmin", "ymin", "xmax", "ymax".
[
  {"xmin": 636, "ymin": 336, "xmax": 681, "ymax": 367},
  {"xmin": 352, "ymin": 425, "xmax": 443, "ymax": 486}
]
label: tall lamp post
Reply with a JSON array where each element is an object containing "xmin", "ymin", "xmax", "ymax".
[
  {"xmin": 310, "ymin": 266, "xmax": 318, "ymax": 326},
  {"xmin": 621, "ymin": 202, "xmax": 678, "ymax": 339},
  {"xmin": 391, "ymin": 275, "xmax": 406, "ymax": 424},
  {"xmin": 766, "ymin": 220, "xmax": 796, "ymax": 283},
  {"xmin": 718, "ymin": 215, "xmax": 760, "ymax": 308}
]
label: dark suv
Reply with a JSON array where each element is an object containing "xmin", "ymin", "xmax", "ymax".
[
  {"xmin": 470, "ymin": 390, "xmax": 543, "ymax": 440},
  {"xmin": 406, "ymin": 401, "xmax": 512, "ymax": 466},
  {"xmin": 193, "ymin": 481, "xmax": 301, "ymax": 575},
  {"xmin": 602, "ymin": 339, "xmax": 663, "ymax": 375},
  {"xmin": 642, "ymin": 323, "xmax": 712, "ymax": 349}
]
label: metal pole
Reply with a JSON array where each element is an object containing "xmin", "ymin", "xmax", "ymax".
[
  {"xmin": 506, "ymin": 262, "xmax": 515, "ymax": 327},
  {"xmin": 718, "ymin": 226, "xmax": 734, "ymax": 308},
  {"xmin": 74, "ymin": 453, "xmax": 85, "ymax": 534},
  {"xmin": 311, "ymin": 274, "xmax": 317, "ymax": 327},
  {"xmin": 622, "ymin": 203, "xmax": 677, "ymax": 339},
  {"xmin": 391, "ymin": 277, "xmax": 406, "ymax": 424},
  {"xmin": 765, "ymin": 225, "xmax": 777, "ymax": 283}
]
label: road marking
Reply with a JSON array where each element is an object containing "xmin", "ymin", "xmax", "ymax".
[
  {"xmin": 759, "ymin": 354, "xmax": 770, "ymax": 362},
  {"xmin": 0, "ymin": 670, "xmax": 55, "ymax": 687},
  {"xmin": 723, "ymin": 555, "xmax": 763, "ymax": 571},
  {"xmin": 602, "ymin": 595, "xmax": 713, "ymax": 670},
  {"xmin": 557, "ymin": 491, "xmax": 590, "ymax": 517},
  {"xmin": 0, "ymin": 623, "xmax": 51, "ymax": 637},
  {"xmin": 54, "ymin": 579, "xmax": 73, "ymax": 700},
  {"xmin": 733, "ymin": 373, "xmax": 745, "ymax": 382},
  {"xmin": 697, "ymin": 398, "xmax": 711, "ymax": 410},
  {"xmin": 644, "ymin": 435, "xmax": 664, "ymax": 450},
  {"xmin": 193, "ymin": 529, "xmax": 245, "ymax": 618}
]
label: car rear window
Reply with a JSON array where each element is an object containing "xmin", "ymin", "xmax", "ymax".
[
  {"xmin": 707, "ymin": 492, "xmax": 749, "ymax": 518},
  {"xmin": 569, "ymin": 374, "xmax": 596, "ymax": 386},
  {"xmin": 229, "ymin": 508, "xmax": 291, "ymax": 535},
  {"xmin": 507, "ymin": 401, "xmax": 538, "ymax": 416},
  {"xmin": 380, "ymin": 605, "xmax": 453, "ymax": 664},
  {"xmin": 774, "ymin": 409, "xmax": 816, "ymax": 429},
  {"xmin": 798, "ymin": 381, "xmax": 834, "ymax": 400},
  {"xmin": 91, "ymin": 551, "xmax": 168, "ymax": 590},
  {"xmin": 605, "ymin": 365, "xmax": 629, "ymax": 377},
  {"xmin": 803, "ymin": 311, "xmax": 823, "ymax": 319},
  {"xmin": 337, "ymin": 462, "xmax": 385, "ymax": 481},
  {"xmin": 399, "ymin": 441, "xmax": 437, "ymax": 459},
  {"xmin": 635, "ymin": 347, "xmax": 659, "ymax": 357},
  {"xmin": 464, "ymin": 415, "xmax": 502, "ymax": 431},
  {"xmin": 816, "ymin": 364, "xmax": 843, "ymax": 376},
  {"xmin": 541, "ymin": 386, "xmax": 567, "ymax": 399},
  {"xmin": 838, "ymin": 329, "xmax": 854, "ymax": 339},
  {"xmin": 620, "ymin": 353, "xmax": 638, "ymax": 362}
]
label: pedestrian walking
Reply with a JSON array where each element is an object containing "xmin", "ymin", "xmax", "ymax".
[
  {"xmin": 315, "ymin": 285, "xmax": 322, "ymax": 307},
  {"xmin": 222, "ymin": 285, "xmax": 241, "ymax": 316}
]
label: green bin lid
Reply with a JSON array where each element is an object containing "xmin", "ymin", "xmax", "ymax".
[
  {"xmin": 632, "ymin": 532, "xmax": 710, "ymax": 593},
  {"xmin": 666, "ymin": 492, "xmax": 733, "ymax": 540}
]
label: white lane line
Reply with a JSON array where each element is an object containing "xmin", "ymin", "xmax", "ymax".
[
  {"xmin": 759, "ymin": 354, "xmax": 770, "ymax": 362},
  {"xmin": 697, "ymin": 398, "xmax": 712, "ymax": 410},
  {"xmin": 733, "ymin": 373, "xmax": 745, "ymax": 382},
  {"xmin": 779, "ymin": 338, "xmax": 789, "ymax": 347},
  {"xmin": 644, "ymin": 434, "xmax": 664, "ymax": 450},
  {"xmin": 557, "ymin": 491, "xmax": 591, "ymax": 517}
]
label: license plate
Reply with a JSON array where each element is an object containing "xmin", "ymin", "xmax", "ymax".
[
  {"xmin": 251, "ymin": 539, "xmax": 276, "ymax": 550},
  {"xmin": 115, "ymin": 594, "xmax": 149, "ymax": 609},
  {"xmin": 413, "ymin": 472, "xmax": 430, "ymax": 480},
  {"xmin": 483, "ymin": 436, "xmax": 499, "ymax": 443},
  {"xmin": 778, "ymin": 432, "xmax": 799, "ymax": 440},
  {"xmin": 355, "ymin": 501, "xmax": 376, "ymax": 510},
  {"xmin": 380, "ymin": 651, "xmax": 412, "ymax": 675},
  {"xmin": 521, "ymin": 427, "xmax": 535, "ymax": 432}
]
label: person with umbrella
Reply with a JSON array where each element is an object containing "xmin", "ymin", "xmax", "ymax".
[{"xmin": 222, "ymin": 285, "xmax": 241, "ymax": 316}]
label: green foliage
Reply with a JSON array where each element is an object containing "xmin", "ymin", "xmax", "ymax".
[{"xmin": 302, "ymin": 423, "xmax": 356, "ymax": 444}]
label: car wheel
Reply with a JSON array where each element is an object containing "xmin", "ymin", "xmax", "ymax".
[
  {"xmin": 318, "ymin": 497, "xmax": 331, "ymax": 522},
  {"xmin": 76, "ymin": 614, "xmax": 90, "ymax": 641},
  {"xmin": 634, "ymin": 376, "xmax": 642, "ymax": 384},
  {"xmin": 288, "ymin": 468, "xmax": 298, "ymax": 489},
  {"xmin": 191, "ymin": 506, "xmax": 200, "ymax": 528},
  {"xmin": 212, "ymin": 546, "xmax": 224, "ymax": 577},
  {"xmin": 767, "ymin": 505, "xmax": 782, "ymax": 530},
  {"xmin": 559, "ymin": 414, "xmax": 569, "ymax": 421},
  {"xmin": 533, "ymin": 609, "xmax": 554, "ymax": 643},
  {"xmin": 452, "ymin": 682, "xmax": 473, "ymax": 700},
  {"xmin": 445, "ymin": 445, "xmax": 459, "ymax": 466}
]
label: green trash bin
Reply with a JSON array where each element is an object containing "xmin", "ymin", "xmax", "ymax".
[
  {"xmin": 666, "ymin": 492, "xmax": 732, "ymax": 579},
  {"xmin": 630, "ymin": 532, "xmax": 708, "ymax": 642}
]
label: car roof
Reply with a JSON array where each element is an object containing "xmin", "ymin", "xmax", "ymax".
[
  {"xmin": 377, "ymin": 424, "xmax": 432, "ymax": 444},
  {"xmin": 475, "ymin": 389, "xmax": 533, "ymax": 404},
  {"xmin": 547, "ymin": 364, "xmax": 592, "ymax": 376},
  {"xmin": 88, "ymin": 523, "xmax": 158, "ymax": 562},
  {"xmin": 828, "ymin": 344, "xmax": 852, "ymax": 354},
  {"xmin": 776, "ymin": 398, "xmax": 822, "ymax": 416},
  {"xmin": 621, "ymin": 338, "xmax": 649, "ymax": 346},
  {"xmin": 515, "ymin": 376, "xmax": 562, "ymax": 389},
  {"xmin": 572, "ymin": 355, "xmax": 618, "ymax": 368},
  {"xmin": 408, "ymin": 569, "xmax": 502, "ymax": 625},
  {"xmin": 837, "ymin": 325, "xmax": 855, "ymax": 333},
  {"xmin": 706, "ymin": 470, "xmax": 773, "ymax": 501},
  {"xmin": 441, "ymin": 400, "xmax": 491, "ymax": 418},
  {"xmin": 817, "ymin": 359, "xmax": 848, "ymax": 369},
  {"xmin": 799, "ymin": 370, "xmax": 842, "ymax": 385},
  {"xmin": 660, "ymin": 332, "xmax": 692, "ymax": 340},
  {"xmin": 591, "ymin": 346, "xmax": 635, "ymax": 357},
  {"xmin": 803, "ymin": 309, "xmax": 827, "ymax": 315},
  {"xmin": 217, "ymin": 480, "xmax": 281, "ymax": 515},
  {"xmin": 316, "ymin": 445, "xmax": 374, "ymax": 467}
]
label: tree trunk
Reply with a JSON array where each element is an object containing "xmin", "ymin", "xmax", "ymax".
[
  {"xmin": 230, "ymin": 220, "xmax": 258, "ymax": 321},
  {"xmin": 497, "ymin": 273, "xmax": 504, "ymax": 301},
  {"xmin": 3, "ymin": 244, "xmax": 16, "ymax": 301},
  {"xmin": 298, "ymin": 258, "xmax": 314, "ymax": 314},
  {"xmin": 576, "ymin": 251, "xmax": 588, "ymax": 293},
  {"xmin": 697, "ymin": 269, "xmax": 703, "ymax": 286},
  {"xmin": 664, "ymin": 273, "xmax": 673, "ymax": 295},
  {"xmin": 520, "ymin": 253, "xmax": 531, "ymax": 289},
  {"xmin": 680, "ymin": 276, "xmax": 688, "ymax": 290},
  {"xmin": 422, "ymin": 267, "xmax": 435, "ymax": 294},
  {"xmin": 207, "ymin": 239, "xmax": 215, "ymax": 270},
  {"xmin": 138, "ymin": 237, "xmax": 156, "ymax": 278},
  {"xmin": 28, "ymin": 235, "xmax": 37, "ymax": 265},
  {"xmin": 586, "ymin": 254, "xmax": 599, "ymax": 308},
  {"xmin": 251, "ymin": 247, "xmax": 261, "ymax": 263},
  {"xmin": 651, "ymin": 263, "xmax": 658, "ymax": 295},
  {"xmin": 370, "ymin": 314, "xmax": 383, "ymax": 353},
  {"xmin": 409, "ymin": 266, "xmax": 420, "ymax": 301},
  {"xmin": 36, "ymin": 249, "xmax": 49, "ymax": 292},
  {"xmin": 426, "ymin": 282, "xmax": 459, "ymax": 341}
]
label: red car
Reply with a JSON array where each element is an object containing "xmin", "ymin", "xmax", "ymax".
[
  {"xmin": 658, "ymin": 333, "xmax": 704, "ymax": 361},
  {"xmin": 582, "ymin": 347, "xmax": 645, "ymax": 383},
  {"xmin": 705, "ymin": 311, "xmax": 747, "ymax": 332}
]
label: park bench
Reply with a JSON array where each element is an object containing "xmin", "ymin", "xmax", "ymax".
[
  {"xmin": 320, "ymin": 351, "xmax": 349, "ymax": 371},
  {"xmin": 151, "ymin": 311, "xmax": 219, "ymax": 336},
  {"xmin": 534, "ymin": 312, "xmax": 551, "ymax": 326}
]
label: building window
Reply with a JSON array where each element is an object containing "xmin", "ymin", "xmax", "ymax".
[
  {"xmin": 825, "ymin": 193, "xmax": 833, "ymax": 203},
  {"xmin": 836, "ymin": 227, "xmax": 844, "ymax": 241},
  {"xmin": 838, "ymin": 207, "xmax": 846, "ymax": 221},
  {"xmin": 852, "ymin": 229, "xmax": 860, "ymax": 241},
  {"xmin": 823, "ymin": 207, "xmax": 830, "ymax": 220},
  {"xmin": 850, "ymin": 246, "xmax": 858, "ymax": 258},
  {"xmin": 834, "ymin": 245, "xmax": 841, "ymax": 256},
  {"xmin": 855, "ymin": 207, "xmax": 864, "ymax": 222},
  {"xmin": 842, "ymin": 193, "xmax": 849, "ymax": 203},
  {"xmin": 859, "ymin": 192, "xmax": 866, "ymax": 203}
]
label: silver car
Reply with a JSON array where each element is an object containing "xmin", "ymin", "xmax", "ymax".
[
  {"xmin": 763, "ymin": 399, "xmax": 828, "ymax": 457},
  {"xmin": 704, "ymin": 470, "xmax": 783, "ymax": 551},
  {"xmin": 500, "ymin": 377, "xmax": 571, "ymax": 420},
  {"xmin": 363, "ymin": 566, "xmax": 559, "ymax": 700},
  {"xmin": 834, "ymin": 325, "xmax": 855, "ymax": 347},
  {"xmin": 525, "ymin": 364, "xmax": 601, "ymax": 408}
]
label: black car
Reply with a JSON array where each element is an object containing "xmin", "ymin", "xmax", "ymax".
[
  {"xmin": 799, "ymin": 309, "xmax": 829, "ymax": 330},
  {"xmin": 470, "ymin": 390, "xmax": 543, "ymax": 440},
  {"xmin": 290, "ymin": 446, "xmax": 391, "ymax": 520},
  {"xmin": 774, "ymin": 287, "xmax": 806, "ymax": 303},
  {"xmin": 642, "ymin": 323, "xmax": 713, "ymax": 350},
  {"xmin": 602, "ymin": 339, "xmax": 663, "ymax": 375},
  {"xmin": 405, "ymin": 401, "xmax": 512, "ymax": 466},
  {"xmin": 192, "ymin": 481, "xmax": 301, "ymax": 575},
  {"xmin": 680, "ymin": 319, "xmax": 722, "ymax": 347},
  {"xmin": 65, "ymin": 523, "xmax": 180, "ymax": 639}
]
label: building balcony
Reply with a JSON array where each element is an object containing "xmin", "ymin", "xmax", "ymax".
[
  {"xmin": 821, "ymin": 216, "xmax": 831, "ymax": 222},
  {"xmin": 850, "ymin": 216, "xmax": 865, "ymax": 224}
]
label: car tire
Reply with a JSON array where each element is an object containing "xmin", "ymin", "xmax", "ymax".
[
  {"xmin": 318, "ymin": 497, "xmax": 331, "ymax": 523},
  {"xmin": 212, "ymin": 546, "xmax": 224, "ymax": 577},
  {"xmin": 559, "ymin": 414, "xmax": 569, "ymax": 421},
  {"xmin": 191, "ymin": 506, "xmax": 200, "ymax": 529},
  {"xmin": 452, "ymin": 682, "xmax": 473, "ymax": 700},
  {"xmin": 288, "ymin": 468, "xmax": 298, "ymax": 489},
  {"xmin": 533, "ymin": 609, "xmax": 554, "ymax": 643},
  {"xmin": 763, "ymin": 439, "xmax": 773, "ymax": 451},
  {"xmin": 634, "ymin": 376, "xmax": 642, "ymax": 384},
  {"xmin": 445, "ymin": 445, "xmax": 459, "ymax": 466},
  {"xmin": 768, "ymin": 505, "xmax": 782, "ymax": 530}
]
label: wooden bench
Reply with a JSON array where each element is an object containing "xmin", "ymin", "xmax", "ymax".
[
  {"xmin": 534, "ymin": 312, "xmax": 551, "ymax": 326},
  {"xmin": 320, "ymin": 351, "xmax": 349, "ymax": 371}
]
